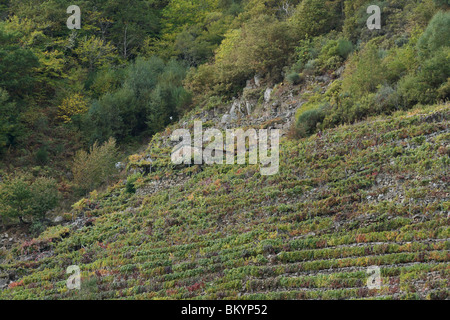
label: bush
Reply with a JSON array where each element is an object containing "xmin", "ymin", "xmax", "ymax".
[
  {"xmin": 190, "ymin": 15, "xmax": 297, "ymax": 96},
  {"xmin": 318, "ymin": 39, "xmax": 353, "ymax": 66},
  {"xmin": 58, "ymin": 93, "xmax": 88, "ymax": 124},
  {"xmin": 125, "ymin": 172, "xmax": 142, "ymax": 194},
  {"xmin": 303, "ymin": 59, "xmax": 318, "ymax": 75},
  {"xmin": 34, "ymin": 146, "xmax": 49, "ymax": 165},
  {"xmin": 29, "ymin": 177, "xmax": 61, "ymax": 220},
  {"xmin": 433, "ymin": 0, "xmax": 450, "ymax": 8},
  {"xmin": 398, "ymin": 47, "xmax": 450, "ymax": 106},
  {"xmin": 295, "ymin": 105, "xmax": 327, "ymax": 138},
  {"xmin": 0, "ymin": 88, "xmax": 23, "ymax": 153},
  {"xmin": 72, "ymin": 137, "xmax": 118, "ymax": 194},
  {"xmin": 417, "ymin": 11, "xmax": 450, "ymax": 57},
  {"xmin": 0, "ymin": 173, "xmax": 60, "ymax": 224},
  {"xmin": 0, "ymin": 173, "xmax": 32, "ymax": 224},
  {"xmin": 286, "ymin": 72, "xmax": 302, "ymax": 85},
  {"xmin": 341, "ymin": 42, "xmax": 387, "ymax": 97},
  {"xmin": 29, "ymin": 220, "xmax": 46, "ymax": 236},
  {"xmin": 291, "ymin": 0, "xmax": 341, "ymax": 38},
  {"xmin": 372, "ymin": 85, "xmax": 401, "ymax": 114},
  {"xmin": 294, "ymin": 38, "xmax": 320, "ymax": 68},
  {"xmin": 437, "ymin": 78, "xmax": 450, "ymax": 100}
]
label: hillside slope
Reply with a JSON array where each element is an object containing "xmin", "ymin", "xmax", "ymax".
[{"xmin": 0, "ymin": 102, "xmax": 449, "ymax": 300}]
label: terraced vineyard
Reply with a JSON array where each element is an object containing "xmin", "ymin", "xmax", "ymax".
[{"xmin": 0, "ymin": 104, "xmax": 449, "ymax": 300}]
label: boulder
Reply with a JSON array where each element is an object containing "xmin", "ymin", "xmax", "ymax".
[
  {"xmin": 221, "ymin": 114, "xmax": 231, "ymax": 124},
  {"xmin": 245, "ymin": 102, "xmax": 253, "ymax": 116},
  {"xmin": 254, "ymin": 74, "xmax": 261, "ymax": 87},
  {"xmin": 53, "ymin": 216, "xmax": 64, "ymax": 223},
  {"xmin": 264, "ymin": 88, "xmax": 273, "ymax": 103}
]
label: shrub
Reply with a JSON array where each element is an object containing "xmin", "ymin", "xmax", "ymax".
[
  {"xmin": 29, "ymin": 177, "xmax": 61, "ymax": 220},
  {"xmin": 383, "ymin": 42, "xmax": 418, "ymax": 83},
  {"xmin": 294, "ymin": 38, "xmax": 320, "ymax": 68},
  {"xmin": 437, "ymin": 78, "xmax": 450, "ymax": 100},
  {"xmin": 371, "ymin": 85, "xmax": 401, "ymax": 114},
  {"xmin": 193, "ymin": 15, "xmax": 297, "ymax": 96},
  {"xmin": 336, "ymin": 39, "xmax": 354, "ymax": 59},
  {"xmin": 0, "ymin": 173, "xmax": 33, "ymax": 224},
  {"xmin": 126, "ymin": 172, "xmax": 143, "ymax": 194},
  {"xmin": 29, "ymin": 220, "xmax": 46, "ymax": 236},
  {"xmin": 34, "ymin": 146, "xmax": 49, "ymax": 165},
  {"xmin": 417, "ymin": 11, "xmax": 450, "ymax": 57},
  {"xmin": 90, "ymin": 68, "xmax": 126, "ymax": 99},
  {"xmin": 318, "ymin": 39, "xmax": 353, "ymax": 67},
  {"xmin": 303, "ymin": 59, "xmax": 318, "ymax": 75},
  {"xmin": 341, "ymin": 42, "xmax": 387, "ymax": 97},
  {"xmin": 72, "ymin": 137, "xmax": 118, "ymax": 194},
  {"xmin": 58, "ymin": 93, "xmax": 89, "ymax": 124},
  {"xmin": 184, "ymin": 63, "xmax": 217, "ymax": 95},
  {"xmin": 0, "ymin": 88, "xmax": 24, "ymax": 153},
  {"xmin": 286, "ymin": 72, "xmax": 302, "ymax": 85},
  {"xmin": 295, "ymin": 105, "xmax": 327, "ymax": 138},
  {"xmin": 398, "ymin": 47, "xmax": 450, "ymax": 106},
  {"xmin": 433, "ymin": 0, "xmax": 450, "ymax": 6},
  {"xmin": 0, "ymin": 173, "xmax": 60, "ymax": 224},
  {"xmin": 291, "ymin": 0, "xmax": 340, "ymax": 38}
]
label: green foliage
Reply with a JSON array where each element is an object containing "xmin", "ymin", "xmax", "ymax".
[
  {"xmin": 74, "ymin": 36, "xmax": 117, "ymax": 71},
  {"xmin": 317, "ymin": 38, "xmax": 353, "ymax": 71},
  {"xmin": 188, "ymin": 15, "xmax": 297, "ymax": 96},
  {"xmin": 0, "ymin": 0, "xmax": 447, "ymax": 266},
  {"xmin": 34, "ymin": 146, "xmax": 49, "ymax": 165},
  {"xmin": 0, "ymin": 88, "xmax": 23, "ymax": 152},
  {"xmin": 286, "ymin": 72, "xmax": 302, "ymax": 85},
  {"xmin": 291, "ymin": 0, "xmax": 341, "ymax": 37},
  {"xmin": 371, "ymin": 85, "xmax": 401, "ymax": 114},
  {"xmin": 0, "ymin": 26, "xmax": 39, "ymax": 97},
  {"xmin": 1, "ymin": 104, "xmax": 448, "ymax": 300},
  {"xmin": 0, "ymin": 173, "xmax": 60, "ymax": 223},
  {"xmin": 82, "ymin": 57, "xmax": 190, "ymax": 144},
  {"xmin": 29, "ymin": 177, "xmax": 60, "ymax": 219},
  {"xmin": 126, "ymin": 172, "xmax": 142, "ymax": 194},
  {"xmin": 433, "ymin": 0, "xmax": 450, "ymax": 7},
  {"xmin": 295, "ymin": 105, "xmax": 327, "ymax": 137},
  {"xmin": 172, "ymin": 13, "xmax": 231, "ymax": 66},
  {"xmin": 0, "ymin": 173, "xmax": 33, "ymax": 223},
  {"xmin": 72, "ymin": 137, "xmax": 118, "ymax": 194},
  {"xmin": 398, "ymin": 47, "xmax": 450, "ymax": 106},
  {"xmin": 29, "ymin": 220, "xmax": 46, "ymax": 236},
  {"xmin": 342, "ymin": 41, "xmax": 387, "ymax": 97},
  {"xmin": 417, "ymin": 10, "xmax": 450, "ymax": 57}
]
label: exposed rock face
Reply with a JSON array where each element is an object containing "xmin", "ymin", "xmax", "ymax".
[
  {"xmin": 264, "ymin": 88, "xmax": 272, "ymax": 103},
  {"xmin": 212, "ymin": 75, "xmax": 333, "ymax": 133},
  {"xmin": 221, "ymin": 114, "xmax": 231, "ymax": 124},
  {"xmin": 53, "ymin": 216, "xmax": 64, "ymax": 223}
]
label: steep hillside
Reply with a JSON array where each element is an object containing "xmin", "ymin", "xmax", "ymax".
[{"xmin": 0, "ymin": 101, "xmax": 448, "ymax": 300}]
